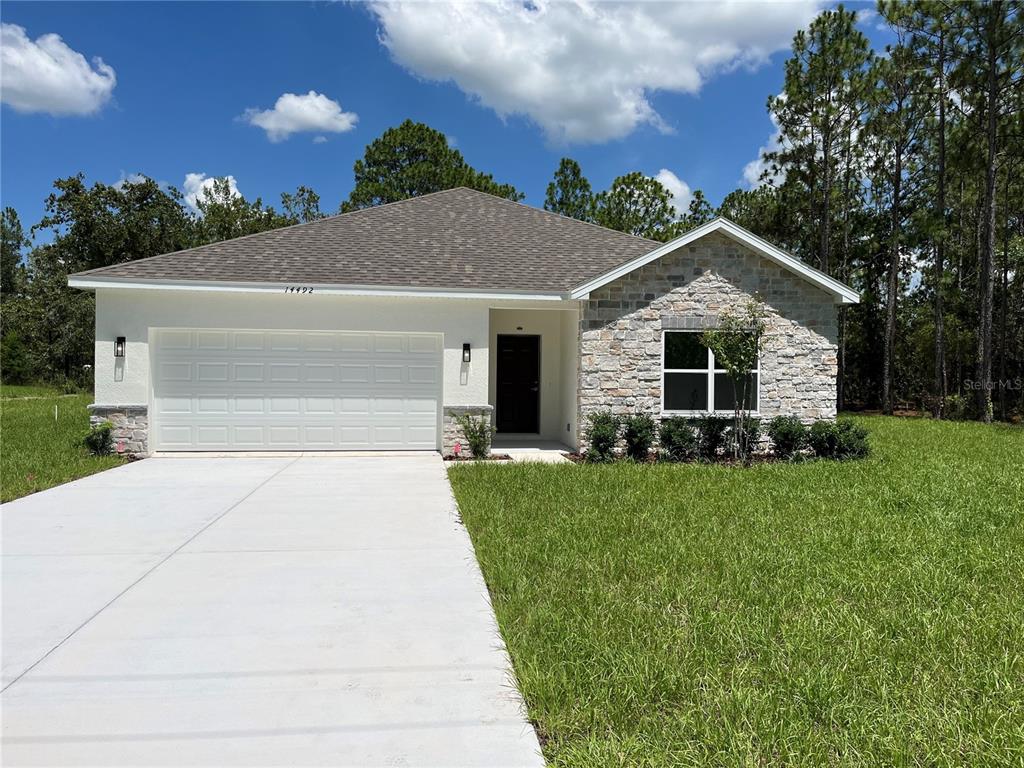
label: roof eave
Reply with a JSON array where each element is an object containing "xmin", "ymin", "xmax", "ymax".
[{"xmin": 67, "ymin": 275, "xmax": 569, "ymax": 301}]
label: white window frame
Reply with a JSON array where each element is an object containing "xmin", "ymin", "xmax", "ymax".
[{"xmin": 661, "ymin": 330, "xmax": 760, "ymax": 416}]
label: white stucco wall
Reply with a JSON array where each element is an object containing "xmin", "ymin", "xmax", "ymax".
[
  {"xmin": 93, "ymin": 288, "xmax": 505, "ymax": 407},
  {"xmin": 560, "ymin": 309, "xmax": 580, "ymax": 448}
]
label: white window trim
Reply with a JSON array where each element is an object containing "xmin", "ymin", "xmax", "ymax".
[{"xmin": 661, "ymin": 330, "xmax": 760, "ymax": 416}]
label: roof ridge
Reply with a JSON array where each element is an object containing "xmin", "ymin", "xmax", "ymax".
[{"xmin": 451, "ymin": 186, "xmax": 663, "ymax": 247}]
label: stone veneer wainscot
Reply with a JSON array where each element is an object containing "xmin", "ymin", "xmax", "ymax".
[
  {"xmin": 442, "ymin": 405, "xmax": 494, "ymax": 457},
  {"xmin": 579, "ymin": 232, "xmax": 838, "ymax": 448},
  {"xmin": 89, "ymin": 404, "xmax": 148, "ymax": 457}
]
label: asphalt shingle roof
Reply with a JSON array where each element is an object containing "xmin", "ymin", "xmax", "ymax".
[{"xmin": 73, "ymin": 187, "xmax": 660, "ymax": 294}]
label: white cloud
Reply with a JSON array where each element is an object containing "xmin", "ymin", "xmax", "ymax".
[
  {"xmin": 242, "ymin": 91, "xmax": 358, "ymax": 142},
  {"xmin": 742, "ymin": 104, "xmax": 786, "ymax": 188},
  {"xmin": 112, "ymin": 172, "xmax": 148, "ymax": 190},
  {"xmin": 0, "ymin": 23, "xmax": 116, "ymax": 116},
  {"xmin": 653, "ymin": 169, "xmax": 693, "ymax": 215},
  {"xmin": 312, "ymin": 135, "xmax": 329, "ymax": 144},
  {"xmin": 370, "ymin": 0, "xmax": 820, "ymax": 144},
  {"xmin": 182, "ymin": 172, "xmax": 241, "ymax": 213}
]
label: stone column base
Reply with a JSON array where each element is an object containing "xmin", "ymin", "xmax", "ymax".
[
  {"xmin": 442, "ymin": 405, "xmax": 494, "ymax": 457},
  {"xmin": 88, "ymin": 404, "xmax": 148, "ymax": 457}
]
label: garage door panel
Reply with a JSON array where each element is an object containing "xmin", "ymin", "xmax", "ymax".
[
  {"xmin": 153, "ymin": 330, "xmax": 441, "ymax": 451},
  {"xmin": 196, "ymin": 396, "xmax": 229, "ymax": 414},
  {"xmin": 304, "ymin": 364, "xmax": 336, "ymax": 383},
  {"xmin": 160, "ymin": 362, "xmax": 192, "ymax": 382},
  {"xmin": 196, "ymin": 331, "xmax": 229, "ymax": 350},
  {"xmin": 231, "ymin": 363, "xmax": 264, "ymax": 382},
  {"xmin": 268, "ymin": 333, "xmax": 302, "ymax": 351},
  {"xmin": 196, "ymin": 362, "xmax": 229, "ymax": 382},
  {"xmin": 232, "ymin": 331, "xmax": 265, "ymax": 351},
  {"xmin": 373, "ymin": 335, "xmax": 405, "ymax": 353}
]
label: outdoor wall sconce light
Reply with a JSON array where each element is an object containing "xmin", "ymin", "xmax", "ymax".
[
  {"xmin": 114, "ymin": 336, "xmax": 126, "ymax": 358},
  {"xmin": 462, "ymin": 343, "xmax": 471, "ymax": 363}
]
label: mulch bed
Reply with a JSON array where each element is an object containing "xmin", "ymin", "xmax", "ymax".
[
  {"xmin": 443, "ymin": 453, "xmax": 513, "ymax": 462},
  {"xmin": 563, "ymin": 452, "xmax": 785, "ymax": 465}
]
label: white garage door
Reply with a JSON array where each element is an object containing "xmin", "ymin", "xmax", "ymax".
[{"xmin": 151, "ymin": 329, "xmax": 442, "ymax": 451}]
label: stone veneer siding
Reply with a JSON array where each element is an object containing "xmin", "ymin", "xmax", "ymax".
[
  {"xmin": 442, "ymin": 405, "xmax": 494, "ymax": 457},
  {"xmin": 579, "ymin": 233, "xmax": 838, "ymax": 447},
  {"xmin": 89, "ymin": 404, "xmax": 148, "ymax": 457}
]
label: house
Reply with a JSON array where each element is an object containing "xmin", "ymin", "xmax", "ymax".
[{"xmin": 68, "ymin": 187, "xmax": 859, "ymax": 456}]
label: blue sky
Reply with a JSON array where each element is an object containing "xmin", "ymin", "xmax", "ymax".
[{"xmin": 1, "ymin": 1, "xmax": 888, "ymax": 241}]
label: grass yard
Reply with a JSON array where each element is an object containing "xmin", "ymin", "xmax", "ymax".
[
  {"xmin": 449, "ymin": 416, "xmax": 1024, "ymax": 767},
  {"xmin": 0, "ymin": 392, "xmax": 124, "ymax": 502},
  {"xmin": 0, "ymin": 383, "xmax": 62, "ymax": 399}
]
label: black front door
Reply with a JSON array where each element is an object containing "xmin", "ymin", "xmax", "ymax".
[{"xmin": 496, "ymin": 334, "xmax": 540, "ymax": 433}]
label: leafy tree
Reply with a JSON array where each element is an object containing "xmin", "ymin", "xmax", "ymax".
[
  {"xmin": 194, "ymin": 178, "xmax": 290, "ymax": 244},
  {"xmin": 544, "ymin": 158, "xmax": 594, "ymax": 221},
  {"xmin": 280, "ymin": 185, "xmax": 325, "ymax": 224},
  {"xmin": 701, "ymin": 298, "xmax": 767, "ymax": 463},
  {"xmin": 594, "ymin": 172, "xmax": 676, "ymax": 240},
  {"xmin": 1, "ymin": 207, "xmax": 28, "ymax": 299},
  {"xmin": 33, "ymin": 174, "xmax": 195, "ymax": 273},
  {"xmin": 343, "ymin": 120, "xmax": 522, "ymax": 210}
]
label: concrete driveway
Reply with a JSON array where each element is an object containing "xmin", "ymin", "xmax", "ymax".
[{"xmin": 1, "ymin": 456, "xmax": 542, "ymax": 766}]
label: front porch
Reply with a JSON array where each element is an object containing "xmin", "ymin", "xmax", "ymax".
[{"xmin": 487, "ymin": 305, "xmax": 580, "ymax": 451}]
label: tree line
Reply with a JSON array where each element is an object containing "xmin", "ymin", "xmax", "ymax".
[
  {"xmin": 2, "ymin": 2, "xmax": 1021, "ymax": 422},
  {"xmin": 547, "ymin": 1, "xmax": 1024, "ymax": 424}
]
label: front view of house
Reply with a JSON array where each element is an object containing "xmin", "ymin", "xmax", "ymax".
[{"xmin": 68, "ymin": 187, "xmax": 859, "ymax": 456}]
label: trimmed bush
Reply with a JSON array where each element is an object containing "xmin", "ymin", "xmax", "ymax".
[
  {"xmin": 659, "ymin": 417, "xmax": 698, "ymax": 462},
  {"xmin": 809, "ymin": 418, "xmax": 870, "ymax": 460},
  {"xmin": 584, "ymin": 410, "xmax": 620, "ymax": 462},
  {"xmin": 622, "ymin": 413, "xmax": 657, "ymax": 461},
  {"xmin": 834, "ymin": 418, "xmax": 870, "ymax": 459},
  {"xmin": 808, "ymin": 420, "xmax": 839, "ymax": 457},
  {"xmin": 695, "ymin": 415, "xmax": 729, "ymax": 461},
  {"xmin": 767, "ymin": 415, "xmax": 808, "ymax": 459},
  {"xmin": 83, "ymin": 421, "xmax": 114, "ymax": 456},
  {"xmin": 454, "ymin": 413, "xmax": 493, "ymax": 459}
]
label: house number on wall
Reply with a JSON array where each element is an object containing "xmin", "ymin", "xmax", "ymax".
[{"xmin": 283, "ymin": 286, "xmax": 315, "ymax": 294}]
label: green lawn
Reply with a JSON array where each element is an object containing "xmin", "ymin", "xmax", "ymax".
[
  {"xmin": 0, "ymin": 383, "xmax": 62, "ymax": 399},
  {"xmin": 0, "ymin": 392, "xmax": 125, "ymax": 502},
  {"xmin": 449, "ymin": 417, "xmax": 1024, "ymax": 767}
]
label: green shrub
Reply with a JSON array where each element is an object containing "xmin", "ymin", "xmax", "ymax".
[
  {"xmin": 584, "ymin": 410, "xmax": 620, "ymax": 462},
  {"xmin": 659, "ymin": 417, "xmax": 698, "ymax": 461},
  {"xmin": 454, "ymin": 413, "xmax": 494, "ymax": 459},
  {"xmin": 809, "ymin": 418, "xmax": 870, "ymax": 460},
  {"xmin": 767, "ymin": 415, "xmax": 808, "ymax": 459},
  {"xmin": 943, "ymin": 393, "xmax": 975, "ymax": 421},
  {"xmin": 808, "ymin": 420, "xmax": 839, "ymax": 457},
  {"xmin": 728, "ymin": 416, "xmax": 761, "ymax": 462},
  {"xmin": 622, "ymin": 413, "xmax": 657, "ymax": 461},
  {"xmin": 83, "ymin": 421, "xmax": 114, "ymax": 456},
  {"xmin": 695, "ymin": 415, "xmax": 729, "ymax": 461},
  {"xmin": 835, "ymin": 418, "xmax": 870, "ymax": 459}
]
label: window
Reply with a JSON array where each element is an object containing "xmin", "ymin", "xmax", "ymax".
[{"xmin": 662, "ymin": 331, "xmax": 759, "ymax": 413}]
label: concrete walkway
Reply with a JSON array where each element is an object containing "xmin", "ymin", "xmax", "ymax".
[{"xmin": 1, "ymin": 456, "xmax": 542, "ymax": 766}]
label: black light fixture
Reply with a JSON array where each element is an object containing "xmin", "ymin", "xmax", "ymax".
[
  {"xmin": 114, "ymin": 336, "xmax": 126, "ymax": 358},
  {"xmin": 462, "ymin": 342, "xmax": 471, "ymax": 363}
]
